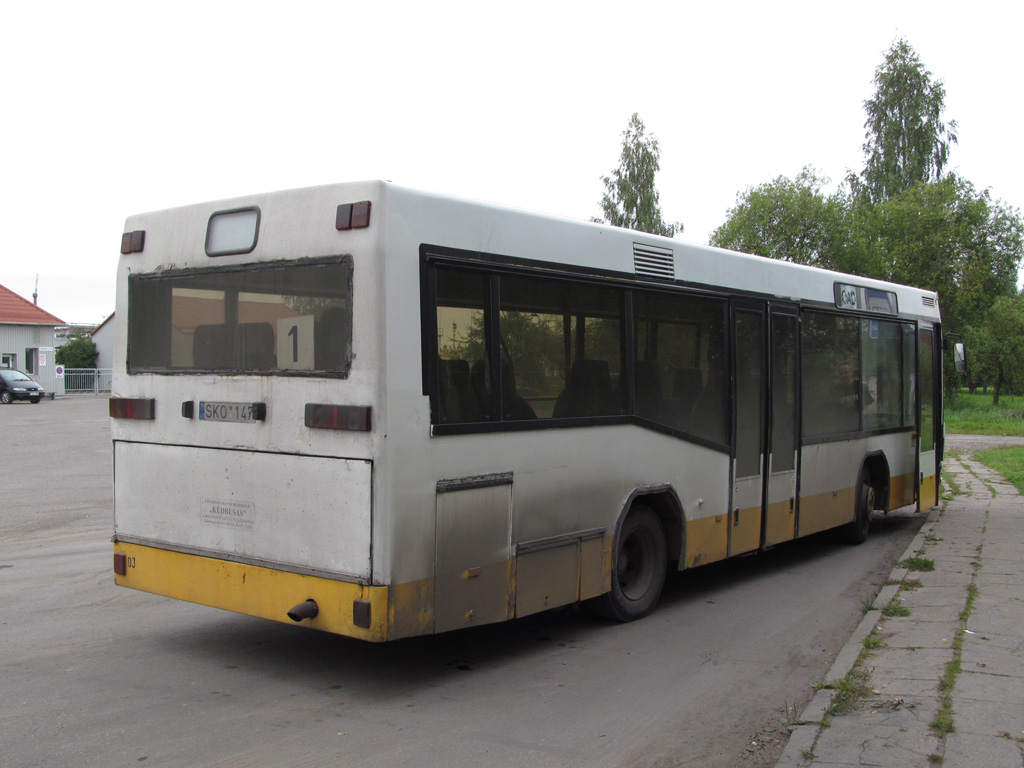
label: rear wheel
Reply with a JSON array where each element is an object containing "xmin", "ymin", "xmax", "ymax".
[
  {"xmin": 843, "ymin": 468, "xmax": 873, "ymax": 544},
  {"xmin": 590, "ymin": 504, "xmax": 667, "ymax": 621}
]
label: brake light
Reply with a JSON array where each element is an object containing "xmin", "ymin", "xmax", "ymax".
[
  {"xmin": 336, "ymin": 201, "xmax": 371, "ymax": 230},
  {"xmin": 109, "ymin": 397, "xmax": 156, "ymax": 420},
  {"xmin": 304, "ymin": 403, "xmax": 371, "ymax": 431},
  {"xmin": 120, "ymin": 230, "xmax": 145, "ymax": 254}
]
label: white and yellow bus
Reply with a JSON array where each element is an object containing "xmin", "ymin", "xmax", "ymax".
[{"xmin": 111, "ymin": 181, "xmax": 956, "ymax": 641}]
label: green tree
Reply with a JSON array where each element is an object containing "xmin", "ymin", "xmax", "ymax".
[
  {"xmin": 710, "ymin": 167, "xmax": 855, "ymax": 271},
  {"xmin": 967, "ymin": 294, "xmax": 1024, "ymax": 404},
  {"xmin": 855, "ymin": 38, "xmax": 958, "ymax": 205},
  {"xmin": 56, "ymin": 335, "xmax": 98, "ymax": 368},
  {"xmin": 597, "ymin": 113, "xmax": 681, "ymax": 237},
  {"xmin": 861, "ymin": 176, "xmax": 1022, "ymax": 333}
]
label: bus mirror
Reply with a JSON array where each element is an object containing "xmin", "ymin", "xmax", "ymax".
[{"xmin": 953, "ymin": 342, "xmax": 966, "ymax": 374}]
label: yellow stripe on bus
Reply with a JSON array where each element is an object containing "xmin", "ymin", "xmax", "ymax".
[
  {"xmin": 113, "ymin": 541, "xmax": 390, "ymax": 642},
  {"xmin": 685, "ymin": 514, "xmax": 728, "ymax": 567},
  {"xmin": 799, "ymin": 486, "xmax": 855, "ymax": 536}
]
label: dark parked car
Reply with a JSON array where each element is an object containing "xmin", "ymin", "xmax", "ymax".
[{"xmin": 0, "ymin": 369, "xmax": 45, "ymax": 403}]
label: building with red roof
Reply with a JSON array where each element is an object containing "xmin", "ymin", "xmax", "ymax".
[{"xmin": 0, "ymin": 283, "xmax": 66, "ymax": 396}]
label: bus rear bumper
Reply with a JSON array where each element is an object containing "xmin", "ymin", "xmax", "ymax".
[{"xmin": 112, "ymin": 541, "xmax": 392, "ymax": 642}]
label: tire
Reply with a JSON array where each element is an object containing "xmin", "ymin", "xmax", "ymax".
[
  {"xmin": 842, "ymin": 468, "xmax": 873, "ymax": 545},
  {"xmin": 30, "ymin": 397, "xmax": 42, "ymax": 404},
  {"xmin": 0, "ymin": 391, "xmax": 11, "ymax": 404},
  {"xmin": 590, "ymin": 504, "xmax": 668, "ymax": 622}
]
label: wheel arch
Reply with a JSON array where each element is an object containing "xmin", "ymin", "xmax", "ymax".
[
  {"xmin": 862, "ymin": 451, "xmax": 891, "ymax": 512},
  {"xmin": 618, "ymin": 485, "xmax": 684, "ymax": 564}
]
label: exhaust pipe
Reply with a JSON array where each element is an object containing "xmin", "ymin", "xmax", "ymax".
[{"xmin": 287, "ymin": 599, "xmax": 319, "ymax": 622}]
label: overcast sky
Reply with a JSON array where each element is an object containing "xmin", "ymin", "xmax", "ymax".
[{"xmin": 2, "ymin": 0, "xmax": 1021, "ymax": 324}]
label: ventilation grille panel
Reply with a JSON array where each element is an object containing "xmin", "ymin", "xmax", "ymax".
[
  {"xmin": 921, "ymin": 296, "xmax": 936, "ymax": 308},
  {"xmin": 633, "ymin": 243, "xmax": 675, "ymax": 280}
]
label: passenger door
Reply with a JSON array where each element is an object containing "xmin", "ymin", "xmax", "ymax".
[
  {"xmin": 730, "ymin": 302, "xmax": 766, "ymax": 556},
  {"xmin": 764, "ymin": 308, "xmax": 798, "ymax": 546},
  {"xmin": 917, "ymin": 326, "xmax": 939, "ymax": 510}
]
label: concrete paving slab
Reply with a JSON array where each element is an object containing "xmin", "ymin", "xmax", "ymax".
[
  {"xmin": 955, "ymin": 669, "xmax": 1024, "ymax": 706},
  {"xmin": 944, "ymin": 730, "xmax": 1024, "ymax": 768},
  {"xmin": 866, "ymin": 676, "xmax": 939, "ymax": 700},
  {"xmin": 961, "ymin": 634, "xmax": 1024, "ymax": 662},
  {"xmin": 882, "ymin": 622, "xmax": 959, "ymax": 650},
  {"xmin": 948, "ymin": 695, "xmax": 1024, "ymax": 735},
  {"xmin": 864, "ymin": 646, "xmax": 953, "ymax": 678},
  {"xmin": 892, "ymin": 602, "xmax": 962, "ymax": 626}
]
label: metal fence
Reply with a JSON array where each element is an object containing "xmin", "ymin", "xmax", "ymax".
[{"xmin": 63, "ymin": 368, "xmax": 113, "ymax": 394}]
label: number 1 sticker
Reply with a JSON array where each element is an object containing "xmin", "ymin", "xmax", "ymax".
[{"xmin": 277, "ymin": 315, "xmax": 315, "ymax": 370}]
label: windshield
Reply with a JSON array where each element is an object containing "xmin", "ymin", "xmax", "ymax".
[
  {"xmin": 1, "ymin": 370, "xmax": 32, "ymax": 382},
  {"xmin": 128, "ymin": 256, "xmax": 353, "ymax": 376}
]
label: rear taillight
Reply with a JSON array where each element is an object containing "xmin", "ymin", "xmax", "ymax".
[
  {"xmin": 304, "ymin": 403, "xmax": 371, "ymax": 431},
  {"xmin": 109, "ymin": 398, "xmax": 156, "ymax": 420}
]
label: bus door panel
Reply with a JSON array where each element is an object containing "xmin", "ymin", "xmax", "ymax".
[
  {"xmin": 434, "ymin": 476, "xmax": 513, "ymax": 633},
  {"xmin": 730, "ymin": 304, "xmax": 766, "ymax": 556},
  {"xmin": 765, "ymin": 310, "xmax": 798, "ymax": 546},
  {"xmin": 918, "ymin": 326, "xmax": 939, "ymax": 510}
]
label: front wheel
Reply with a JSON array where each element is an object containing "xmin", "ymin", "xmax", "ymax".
[
  {"xmin": 0, "ymin": 391, "xmax": 12, "ymax": 404},
  {"xmin": 30, "ymin": 397, "xmax": 42, "ymax": 404},
  {"xmin": 590, "ymin": 505, "xmax": 667, "ymax": 622}
]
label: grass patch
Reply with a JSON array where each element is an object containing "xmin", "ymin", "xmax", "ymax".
[
  {"xmin": 974, "ymin": 447, "xmax": 1024, "ymax": 495},
  {"xmin": 828, "ymin": 667, "xmax": 873, "ymax": 716},
  {"xmin": 863, "ymin": 632, "xmax": 884, "ymax": 650},
  {"xmin": 941, "ymin": 467, "xmax": 962, "ymax": 500},
  {"xmin": 945, "ymin": 391, "xmax": 1024, "ymax": 436},
  {"xmin": 960, "ymin": 583, "xmax": 979, "ymax": 623},
  {"xmin": 900, "ymin": 556, "xmax": 936, "ymax": 572},
  {"xmin": 882, "ymin": 600, "xmax": 911, "ymax": 617}
]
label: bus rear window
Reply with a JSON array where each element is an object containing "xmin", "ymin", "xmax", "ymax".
[{"xmin": 128, "ymin": 257, "xmax": 353, "ymax": 376}]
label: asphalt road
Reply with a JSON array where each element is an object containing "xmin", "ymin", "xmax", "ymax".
[{"xmin": 0, "ymin": 397, "xmax": 927, "ymax": 767}]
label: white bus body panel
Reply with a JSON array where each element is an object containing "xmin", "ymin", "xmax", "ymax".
[{"xmin": 114, "ymin": 442, "xmax": 372, "ymax": 579}]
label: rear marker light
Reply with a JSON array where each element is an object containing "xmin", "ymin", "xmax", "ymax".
[
  {"xmin": 109, "ymin": 397, "xmax": 156, "ymax": 420},
  {"xmin": 304, "ymin": 403, "xmax": 371, "ymax": 431},
  {"xmin": 120, "ymin": 230, "xmax": 146, "ymax": 254},
  {"xmin": 353, "ymin": 600, "xmax": 371, "ymax": 629},
  {"xmin": 336, "ymin": 201, "xmax": 371, "ymax": 230},
  {"xmin": 114, "ymin": 552, "xmax": 127, "ymax": 576}
]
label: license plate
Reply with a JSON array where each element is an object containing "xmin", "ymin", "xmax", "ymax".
[{"xmin": 198, "ymin": 401, "xmax": 265, "ymax": 423}]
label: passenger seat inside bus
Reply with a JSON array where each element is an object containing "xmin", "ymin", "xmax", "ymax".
[
  {"xmin": 663, "ymin": 367, "xmax": 703, "ymax": 431},
  {"xmin": 500, "ymin": 360, "xmax": 536, "ymax": 421},
  {"xmin": 193, "ymin": 324, "xmax": 233, "ymax": 369},
  {"xmin": 235, "ymin": 322, "xmax": 276, "ymax": 369},
  {"xmin": 314, "ymin": 307, "xmax": 349, "ymax": 371},
  {"xmin": 631, "ymin": 360, "xmax": 663, "ymax": 419},
  {"xmin": 438, "ymin": 359, "xmax": 475, "ymax": 423},
  {"xmin": 553, "ymin": 359, "xmax": 618, "ymax": 418}
]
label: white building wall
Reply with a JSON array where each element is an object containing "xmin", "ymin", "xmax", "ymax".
[
  {"xmin": 92, "ymin": 315, "xmax": 115, "ymax": 370},
  {"xmin": 0, "ymin": 323, "xmax": 59, "ymax": 394}
]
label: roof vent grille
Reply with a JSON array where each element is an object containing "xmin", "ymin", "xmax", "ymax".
[
  {"xmin": 922, "ymin": 296, "xmax": 936, "ymax": 308},
  {"xmin": 633, "ymin": 243, "xmax": 675, "ymax": 281}
]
